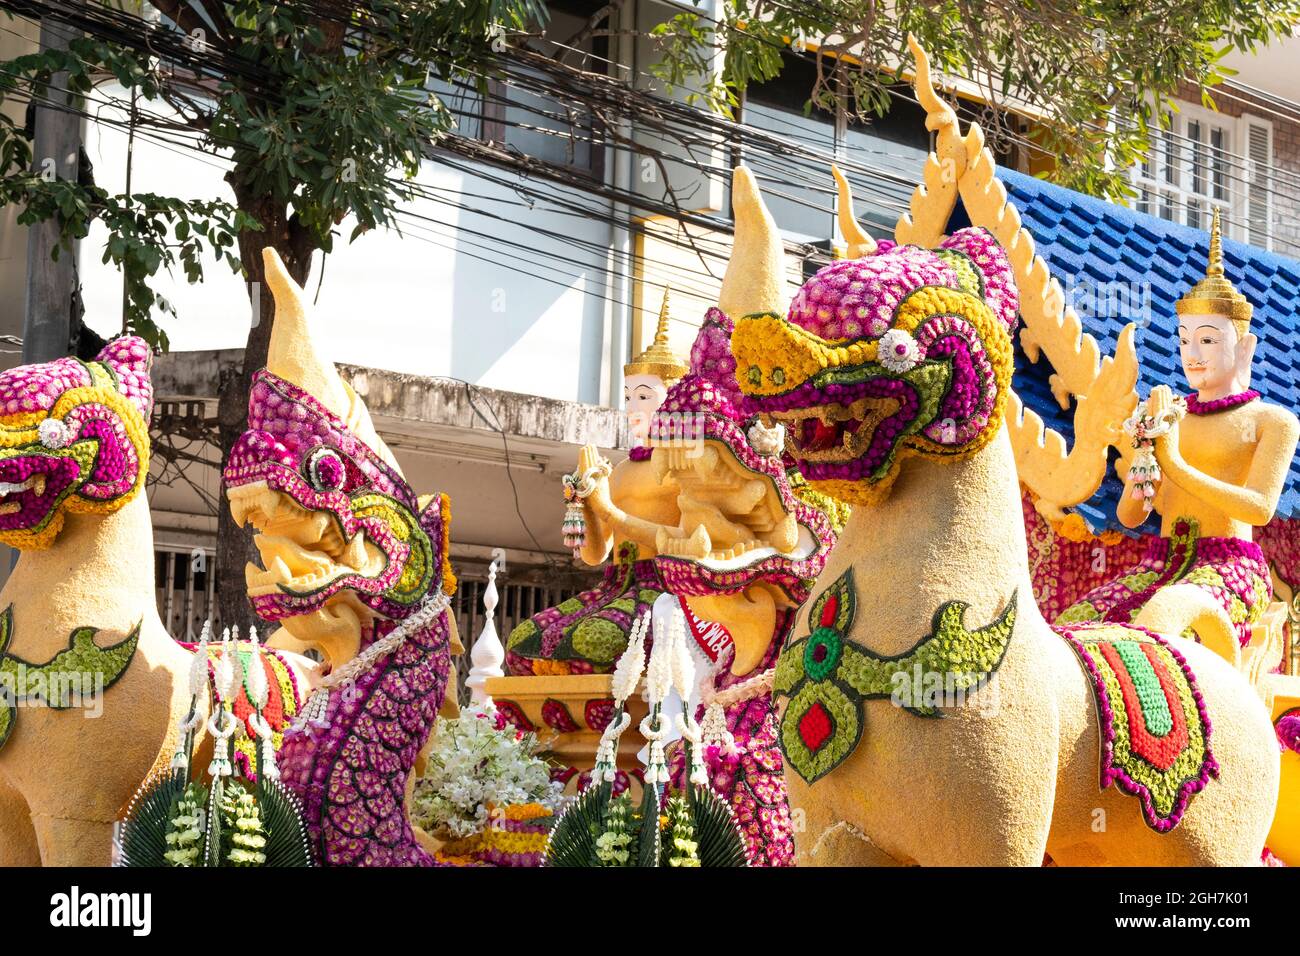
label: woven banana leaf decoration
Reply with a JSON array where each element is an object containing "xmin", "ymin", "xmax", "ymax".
[{"xmin": 546, "ymin": 783, "xmax": 747, "ymax": 867}]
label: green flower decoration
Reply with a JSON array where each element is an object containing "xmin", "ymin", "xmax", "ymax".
[
  {"xmin": 803, "ymin": 627, "xmax": 843, "ymax": 682},
  {"xmin": 775, "ymin": 571, "xmax": 1017, "ymax": 784},
  {"xmin": 0, "ymin": 606, "xmax": 140, "ymax": 753}
]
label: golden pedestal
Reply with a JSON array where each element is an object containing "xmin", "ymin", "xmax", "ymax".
[{"xmin": 484, "ymin": 674, "xmax": 650, "ymax": 793}]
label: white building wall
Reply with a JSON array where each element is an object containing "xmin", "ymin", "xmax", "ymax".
[{"xmin": 77, "ymin": 89, "xmax": 616, "ymax": 406}]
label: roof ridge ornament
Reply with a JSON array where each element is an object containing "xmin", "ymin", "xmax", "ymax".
[
  {"xmin": 832, "ymin": 165, "xmax": 878, "ymax": 259},
  {"xmin": 894, "ymin": 36, "xmax": 1140, "ymax": 522}
]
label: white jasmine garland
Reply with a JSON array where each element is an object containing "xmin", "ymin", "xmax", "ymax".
[
  {"xmin": 878, "ymin": 328, "xmax": 921, "ymax": 374},
  {"xmin": 246, "ymin": 638, "xmax": 269, "ymax": 710},
  {"xmin": 610, "ymin": 611, "xmax": 649, "ymax": 704},
  {"xmin": 644, "ymin": 609, "xmax": 675, "ymax": 706},
  {"xmin": 669, "ymin": 606, "xmax": 695, "ymax": 702}
]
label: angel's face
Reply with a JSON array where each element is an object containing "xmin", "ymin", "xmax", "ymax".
[{"xmin": 1178, "ymin": 314, "xmax": 1240, "ymax": 394}]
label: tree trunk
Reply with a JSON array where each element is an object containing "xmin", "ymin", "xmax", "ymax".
[{"xmin": 213, "ymin": 184, "xmax": 316, "ymax": 635}]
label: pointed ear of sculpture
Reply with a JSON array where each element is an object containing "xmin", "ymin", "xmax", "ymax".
[
  {"xmin": 261, "ymin": 247, "xmax": 402, "ymax": 472},
  {"xmin": 94, "ymin": 337, "xmax": 154, "ymax": 421},
  {"xmin": 719, "ymin": 166, "xmax": 786, "ymax": 319},
  {"xmin": 832, "ymin": 165, "xmax": 878, "ymax": 259}
]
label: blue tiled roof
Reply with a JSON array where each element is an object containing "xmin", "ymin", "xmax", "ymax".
[{"xmin": 963, "ymin": 168, "xmax": 1300, "ymax": 533}]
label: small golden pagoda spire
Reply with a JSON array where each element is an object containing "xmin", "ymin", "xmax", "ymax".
[
  {"xmin": 1176, "ymin": 207, "xmax": 1253, "ymax": 334},
  {"xmin": 625, "ymin": 285, "xmax": 689, "ymax": 381}
]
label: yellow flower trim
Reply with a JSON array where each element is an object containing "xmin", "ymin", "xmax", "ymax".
[
  {"xmin": 438, "ymin": 492, "xmax": 457, "ymax": 596},
  {"xmin": 733, "ymin": 312, "xmax": 882, "ymax": 397},
  {"xmin": 502, "ymin": 802, "xmax": 551, "ymax": 821}
]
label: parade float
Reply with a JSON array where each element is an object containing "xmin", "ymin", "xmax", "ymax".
[
  {"xmin": 730, "ymin": 36, "xmax": 1298, "ymax": 866},
  {"xmin": 1, "ymin": 20, "xmax": 1298, "ymax": 870}
]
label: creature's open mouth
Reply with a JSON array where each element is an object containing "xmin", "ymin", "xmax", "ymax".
[
  {"xmin": 0, "ymin": 455, "xmax": 81, "ymax": 530},
  {"xmin": 770, "ymin": 395, "xmax": 903, "ymax": 464},
  {"xmin": 229, "ymin": 481, "xmax": 386, "ymax": 599}
]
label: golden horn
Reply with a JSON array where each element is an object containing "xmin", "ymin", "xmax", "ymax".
[
  {"xmin": 262, "ymin": 248, "xmax": 403, "ymax": 472},
  {"xmin": 832, "ymin": 164, "xmax": 877, "ymax": 258},
  {"xmin": 907, "ymin": 34, "xmax": 958, "ymax": 133},
  {"xmin": 263, "ymin": 248, "xmax": 352, "ymax": 423},
  {"xmin": 719, "ymin": 166, "xmax": 786, "ymax": 318}
]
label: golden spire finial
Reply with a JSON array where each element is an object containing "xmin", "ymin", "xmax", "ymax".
[
  {"xmin": 1206, "ymin": 206, "xmax": 1224, "ymax": 278},
  {"xmin": 1175, "ymin": 207, "xmax": 1252, "ymax": 334},
  {"xmin": 625, "ymin": 284, "xmax": 688, "ymax": 381},
  {"xmin": 832, "ymin": 164, "xmax": 877, "ymax": 258},
  {"xmin": 907, "ymin": 34, "xmax": 958, "ymax": 135}
]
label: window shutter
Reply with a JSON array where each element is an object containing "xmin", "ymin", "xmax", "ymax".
[{"xmin": 1242, "ymin": 117, "xmax": 1273, "ymax": 250}]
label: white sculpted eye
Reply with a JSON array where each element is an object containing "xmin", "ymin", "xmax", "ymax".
[
  {"xmin": 38, "ymin": 417, "xmax": 71, "ymax": 450},
  {"xmin": 306, "ymin": 447, "xmax": 346, "ymax": 492}
]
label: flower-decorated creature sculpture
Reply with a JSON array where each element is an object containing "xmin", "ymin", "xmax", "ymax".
[
  {"xmin": 0, "ymin": 337, "xmax": 313, "ymax": 866},
  {"xmin": 730, "ymin": 38, "xmax": 1281, "ymax": 867},
  {"xmin": 224, "ymin": 249, "xmax": 458, "ymax": 866},
  {"xmin": 569, "ymin": 169, "xmax": 836, "ymax": 865}
]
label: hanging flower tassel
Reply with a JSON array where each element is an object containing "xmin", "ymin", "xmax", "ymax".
[
  {"xmin": 560, "ymin": 458, "xmax": 611, "ymax": 558},
  {"xmin": 1122, "ymin": 396, "xmax": 1186, "ymax": 514},
  {"xmin": 205, "ymin": 629, "xmax": 240, "ymax": 778},
  {"xmin": 207, "ymin": 707, "xmax": 237, "ymax": 778},
  {"xmin": 669, "ymin": 605, "xmax": 708, "ymax": 786},
  {"xmin": 244, "ymin": 640, "xmax": 280, "ymax": 781},
  {"xmin": 699, "ymin": 700, "xmax": 735, "ymax": 757},
  {"xmin": 172, "ymin": 622, "xmax": 212, "ymax": 770},
  {"xmin": 561, "ymin": 483, "xmax": 587, "ymax": 555}
]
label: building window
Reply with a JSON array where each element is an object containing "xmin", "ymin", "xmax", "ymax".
[
  {"xmin": 431, "ymin": 7, "xmax": 604, "ymax": 179},
  {"xmin": 1132, "ymin": 104, "xmax": 1273, "ymax": 249}
]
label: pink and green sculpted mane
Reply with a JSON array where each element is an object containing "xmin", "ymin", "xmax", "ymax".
[
  {"xmin": 735, "ymin": 229, "xmax": 1018, "ymax": 498},
  {"xmin": 224, "ymin": 369, "xmax": 455, "ymax": 866}
]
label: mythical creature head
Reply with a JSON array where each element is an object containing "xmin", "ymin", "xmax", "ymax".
[
  {"xmin": 645, "ymin": 170, "xmax": 835, "ymax": 677},
  {"xmin": 732, "ymin": 187, "xmax": 1019, "ymax": 506},
  {"xmin": 0, "ymin": 337, "xmax": 153, "ymax": 549},
  {"xmin": 649, "ymin": 307, "xmax": 833, "ymax": 606},
  {"xmin": 225, "ymin": 250, "xmax": 454, "ymax": 666}
]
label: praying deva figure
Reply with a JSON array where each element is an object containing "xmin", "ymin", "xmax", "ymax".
[
  {"xmin": 1059, "ymin": 209, "xmax": 1299, "ymax": 655},
  {"xmin": 505, "ymin": 290, "xmax": 688, "ymax": 674}
]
